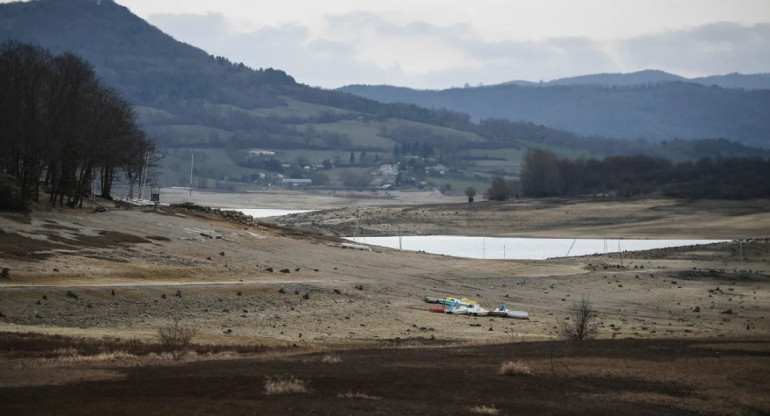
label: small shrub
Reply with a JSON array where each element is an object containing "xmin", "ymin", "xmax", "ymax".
[
  {"xmin": 321, "ymin": 354, "xmax": 341, "ymax": 364},
  {"xmin": 337, "ymin": 391, "xmax": 381, "ymax": 400},
  {"xmin": 158, "ymin": 319, "xmax": 197, "ymax": 361},
  {"xmin": 264, "ymin": 376, "xmax": 310, "ymax": 395},
  {"xmin": 499, "ymin": 360, "xmax": 531, "ymax": 376},
  {"xmin": 470, "ymin": 405, "xmax": 500, "ymax": 415}
]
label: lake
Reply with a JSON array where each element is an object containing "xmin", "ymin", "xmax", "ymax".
[
  {"xmin": 345, "ymin": 236, "xmax": 728, "ymax": 260},
  {"xmin": 227, "ymin": 208, "xmax": 727, "ymax": 260}
]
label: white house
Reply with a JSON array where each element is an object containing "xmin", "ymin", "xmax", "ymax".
[{"xmin": 378, "ymin": 164, "xmax": 398, "ymax": 176}]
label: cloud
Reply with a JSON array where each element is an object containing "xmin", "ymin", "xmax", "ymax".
[
  {"xmin": 616, "ymin": 22, "xmax": 770, "ymax": 76},
  {"xmin": 146, "ymin": 12, "xmax": 770, "ymax": 89}
]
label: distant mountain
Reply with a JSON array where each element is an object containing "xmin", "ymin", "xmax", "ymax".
[
  {"xmin": 503, "ymin": 70, "xmax": 770, "ymax": 90},
  {"xmin": 340, "ymin": 75, "xmax": 770, "ymax": 147},
  {"xmin": 506, "ymin": 70, "xmax": 686, "ymax": 87},
  {"xmin": 692, "ymin": 73, "xmax": 770, "ymax": 91},
  {"xmin": 0, "ymin": 0, "xmax": 296, "ymax": 109}
]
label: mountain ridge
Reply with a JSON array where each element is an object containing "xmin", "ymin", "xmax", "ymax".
[
  {"xmin": 497, "ymin": 69, "xmax": 770, "ymax": 90},
  {"xmin": 339, "ymin": 79, "xmax": 770, "ymax": 147}
]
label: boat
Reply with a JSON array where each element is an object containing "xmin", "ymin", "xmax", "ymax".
[
  {"xmin": 426, "ymin": 297, "xmax": 477, "ymax": 307},
  {"xmin": 468, "ymin": 304, "xmax": 489, "ymax": 316},
  {"xmin": 492, "ymin": 304, "xmax": 529, "ymax": 319}
]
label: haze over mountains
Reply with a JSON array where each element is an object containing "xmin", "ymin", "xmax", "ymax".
[
  {"xmin": 340, "ymin": 74, "xmax": 770, "ymax": 147},
  {"xmin": 1, "ymin": 0, "xmax": 768, "ymax": 192}
]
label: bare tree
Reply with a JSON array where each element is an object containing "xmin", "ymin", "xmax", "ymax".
[
  {"xmin": 158, "ymin": 319, "xmax": 197, "ymax": 360},
  {"xmin": 560, "ymin": 295, "xmax": 598, "ymax": 341}
]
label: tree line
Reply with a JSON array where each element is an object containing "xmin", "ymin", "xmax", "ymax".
[
  {"xmin": 0, "ymin": 40, "xmax": 152, "ymax": 209},
  {"xmin": 519, "ymin": 149, "xmax": 770, "ymax": 199}
]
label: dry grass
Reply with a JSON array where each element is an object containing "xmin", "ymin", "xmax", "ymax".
[
  {"xmin": 337, "ymin": 391, "xmax": 382, "ymax": 400},
  {"xmin": 499, "ymin": 360, "xmax": 531, "ymax": 376},
  {"xmin": 321, "ymin": 354, "xmax": 341, "ymax": 364},
  {"xmin": 263, "ymin": 376, "xmax": 311, "ymax": 395},
  {"xmin": 469, "ymin": 405, "xmax": 500, "ymax": 415}
]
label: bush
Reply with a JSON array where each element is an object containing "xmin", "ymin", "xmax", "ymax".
[
  {"xmin": 157, "ymin": 319, "xmax": 197, "ymax": 361},
  {"xmin": 561, "ymin": 296, "xmax": 598, "ymax": 341},
  {"xmin": 264, "ymin": 376, "xmax": 310, "ymax": 395},
  {"xmin": 499, "ymin": 360, "xmax": 531, "ymax": 376},
  {"xmin": 470, "ymin": 405, "xmax": 500, "ymax": 415}
]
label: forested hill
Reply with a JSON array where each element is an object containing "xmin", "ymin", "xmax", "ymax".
[
  {"xmin": 340, "ymin": 79, "xmax": 770, "ymax": 148},
  {"xmin": 0, "ymin": 0, "xmax": 297, "ymax": 109},
  {"xmin": 0, "ymin": 0, "xmax": 488, "ymax": 134}
]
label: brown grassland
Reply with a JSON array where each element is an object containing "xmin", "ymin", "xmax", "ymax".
[{"xmin": 0, "ymin": 190, "xmax": 768, "ymax": 415}]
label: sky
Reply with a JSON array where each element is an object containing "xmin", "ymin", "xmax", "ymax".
[{"xmin": 55, "ymin": 1, "xmax": 770, "ymax": 89}]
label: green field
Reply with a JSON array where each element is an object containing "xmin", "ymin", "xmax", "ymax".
[{"xmin": 251, "ymin": 97, "xmax": 354, "ymax": 118}]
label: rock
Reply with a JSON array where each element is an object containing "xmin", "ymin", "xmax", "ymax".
[
  {"xmin": 175, "ymin": 290, "xmax": 182, "ymax": 298},
  {"xmin": 333, "ymin": 289, "xmax": 341, "ymax": 294},
  {"xmin": 278, "ymin": 288, "xmax": 286, "ymax": 294},
  {"xmin": 265, "ymin": 267, "xmax": 273, "ymax": 272},
  {"xmin": 280, "ymin": 268, "xmax": 291, "ymax": 273},
  {"xmin": 1, "ymin": 268, "xmax": 9, "ymax": 278},
  {"xmin": 42, "ymin": 295, "xmax": 47, "ymax": 300},
  {"xmin": 302, "ymin": 293, "xmax": 310, "ymax": 300},
  {"xmin": 66, "ymin": 290, "xmax": 78, "ymax": 299},
  {"xmin": 161, "ymin": 294, "xmax": 167, "ymax": 299},
  {"xmin": 237, "ymin": 291, "xmax": 242, "ymax": 296}
]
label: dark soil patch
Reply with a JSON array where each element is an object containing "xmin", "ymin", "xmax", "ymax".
[
  {"xmin": 0, "ymin": 232, "xmax": 64, "ymax": 260},
  {"xmin": 41, "ymin": 224, "xmax": 80, "ymax": 232},
  {"xmin": 1, "ymin": 336, "xmax": 767, "ymax": 416},
  {"xmin": 0, "ymin": 229, "xmax": 152, "ymax": 261},
  {"xmin": 77, "ymin": 231, "xmax": 152, "ymax": 247},
  {"xmin": 673, "ymin": 269, "xmax": 770, "ymax": 282}
]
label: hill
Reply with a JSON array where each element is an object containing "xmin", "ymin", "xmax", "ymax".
[
  {"xmin": 340, "ymin": 75, "xmax": 770, "ymax": 148},
  {"xmin": 1, "ymin": 0, "xmax": 768, "ymax": 193},
  {"xmin": 505, "ymin": 70, "xmax": 770, "ymax": 90}
]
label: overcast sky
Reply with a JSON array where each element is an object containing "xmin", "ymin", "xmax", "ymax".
[{"xmin": 94, "ymin": 1, "xmax": 770, "ymax": 88}]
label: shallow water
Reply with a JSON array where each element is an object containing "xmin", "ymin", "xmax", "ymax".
[{"xmin": 345, "ymin": 236, "xmax": 728, "ymax": 260}]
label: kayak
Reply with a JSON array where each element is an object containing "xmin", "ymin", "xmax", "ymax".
[
  {"xmin": 468, "ymin": 304, "xmax": 489, "ymax": 316},
  {"xmin": 492, "ymin": 308, "xmax": 529, "ymax": 319},
  {"xmin": 448, "ymin": 306, "xmax": 469, "ymax": 315}
]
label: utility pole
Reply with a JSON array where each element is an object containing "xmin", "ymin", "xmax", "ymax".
[{"xmin": 189, "ymin": 151, "xmax": 194, "ymax": 198}]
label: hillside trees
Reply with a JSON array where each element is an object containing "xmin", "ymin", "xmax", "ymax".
[
  {"xmin": 0, "ymin": 40, "xmax": 152, "ymax": 208},
  {"xmin": 519, "ymin": 149, "xmax": 770, "ymax": 199}
]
